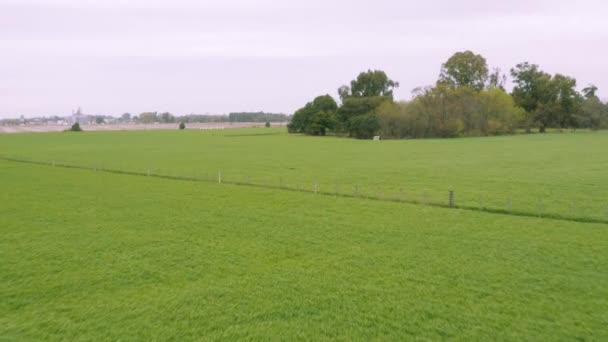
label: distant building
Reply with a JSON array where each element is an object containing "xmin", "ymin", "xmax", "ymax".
[{"xmin": 70, "ymin": 107, "xmax": 91, "ymax": 124}]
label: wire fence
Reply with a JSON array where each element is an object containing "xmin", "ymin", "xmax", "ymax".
[{"xmin": 2, "ymin": 155, "xmax": 607, "ymax": 225}]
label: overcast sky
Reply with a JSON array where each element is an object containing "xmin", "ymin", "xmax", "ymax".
[{"xmin": 1, "ymin": 0, "xmax": 607, "ymax": 118}]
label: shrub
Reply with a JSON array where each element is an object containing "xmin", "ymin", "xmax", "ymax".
[
  {"xmin": 374, "ymin": 86, "xmax": 522, "ymax": 139},
  {"xmin": 265, "ymin": 121, "xmax": 271, "ymax": 128},
  {"xmin": 336, "ymin": 96, "xmax": 390, "ymax": 132},
  {"xmin": 179, "ymin": 122, "xmax": 186, "ymax": 130},
  {"xmin": 375, "ymin": 101, "xmax": 411, "ymax": 139},
  {"xmin": 289, "ymin": 95, "xmax": 338, "ymax": 134},
  {"xmin": 69, "ymin": 123, "xmax": 82, "ymax": 132},
  {"xmin": 348, "ymin": 114, "xmax": 379, "ymax": 139}
]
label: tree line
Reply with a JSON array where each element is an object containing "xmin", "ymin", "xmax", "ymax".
[
  {"xmin": 135, "ymin": 112, "xmax": 289, "ymax": 124},
  {"xmin": 288, "ymin": 51, "xmax": 608, "ymax": 139}
]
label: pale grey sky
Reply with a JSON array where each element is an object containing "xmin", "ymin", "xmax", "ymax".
[{"xmin": 1, "ymin": 0, "xmax": 607, "ymax": 118}]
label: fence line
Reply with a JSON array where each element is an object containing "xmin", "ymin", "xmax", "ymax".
[{"xmin": 1, "ymin": 155, "xmax": 606, "ymax": 225}]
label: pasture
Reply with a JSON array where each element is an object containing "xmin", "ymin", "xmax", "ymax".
[
  {"xmin": 1, "ymin": 128, "xmax": 607, "ymax": 221},
  {"xmin": 1, "ymin": 129, "xmax": 608, "ymax": 340}
]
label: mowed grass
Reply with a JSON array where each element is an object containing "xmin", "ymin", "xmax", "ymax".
[
  {"xmin": 1, "ymin": 160, "xmax": 607, "ymax": 340},
  {"xmin": 1, "ymin": 128, "xmax": 607, "ymax": 221}
]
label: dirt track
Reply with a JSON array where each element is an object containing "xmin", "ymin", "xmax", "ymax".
[{"xmin": 0, "ymin": 122, "xmax": 287, "ymax": 134}]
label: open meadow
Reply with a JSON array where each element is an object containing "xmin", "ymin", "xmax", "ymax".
[
  {"xmin": 4, "ymin": 0, "xmax": 608, "ymax": 339},
  {"xmin": 1, "ymin": 128, "xmax": 607, "ymax": 221},
  {"xmin": 1, "ymin": 129, "xmax": 608, "ymax": 340},
  {"xmin": 2, "ymin": 159, "xmax": 608, "ymax": 340}
]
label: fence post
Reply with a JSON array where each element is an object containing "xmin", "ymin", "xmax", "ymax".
[
  {"xmin": 218, "ymin": 170, "xmax": 222, "ymax": 184},
  {"xmin": 449, "ymin": 190, "xmax": 455, "ymax": 208},
  {"xmin": 314, "ymin": 180, "xmax": 318, "ymax": 194},
  {"xmin": 147, "ymin": 169, "xmax": 151, "ymax": 177}
]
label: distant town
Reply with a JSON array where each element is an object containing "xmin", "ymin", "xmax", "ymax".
[{"xmin": 0, "ymin": 108, "xmax": 291, "ymax": 126}]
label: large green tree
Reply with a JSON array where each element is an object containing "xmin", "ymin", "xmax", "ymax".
[
  {"xmin": 339, "ymin": 70, "xmax": 399, "ymax": 100},
  {"xmin": 287, "ymin": 95, "xmax": 338, "ymax": 136},
  {"xmin": 550, "ymin": 74, "xmax": 582, "ymax": 128},
  {"xmin": 332, "ymin": 70, "xmax": 399, "ymax": 138},
  {"xmin": 438, "ymin": 50, "xmax": 489, "ymax": 91},
  {"xmin": 510, "ymin": 62, "xmax": 551, "ymax": 131},
  {"xmin": 577, "ymin": 96, "xmax": 606, "ymax": 129},
  {"xmin": 510, "ymin": 62, "xmax": 551, "ymax": 112},
  {"xmin": 337, "ymin": 96, "xmax": 391, "ymax": 138},
  {"xmin": 511, "ymin": 62, "xmax": 582, "ymax": 131},
  {"xmin": 577, "ymin": 85, "xmax": 608, "ymax": 129}
]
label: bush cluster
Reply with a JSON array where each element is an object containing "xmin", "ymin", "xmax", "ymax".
[{"xmin": 288, "ymin": 51, "xmax": 608, "ymax": 139}]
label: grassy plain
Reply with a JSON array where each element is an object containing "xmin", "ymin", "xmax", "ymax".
[
  {"xmin": 2, "ymin": 160, "xmax": 607, "ymax": 340},
  {"xmin": 1, "ymin": 128, "xmax": 607, "ymax": 220}
]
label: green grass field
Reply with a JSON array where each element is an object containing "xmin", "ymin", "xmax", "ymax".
[
  {"xmin": 1, "ymin": 129, "xmax": 608, "ymax": 340},
  {"xmin": 2, "ymin": 160, "xmax": 607, "ymax": 340},
  {"xmin": 1, "ymin": 128, "xmax": 607, "ymax": 221}
]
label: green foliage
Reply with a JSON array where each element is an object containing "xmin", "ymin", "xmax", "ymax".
[
  {"xmin": 179, "ymin": 122, "xmax": 186, "ymax": 130},
  {"xmin": 287, "ymin": 55, "xmax": 600, "ymax": 140},
  {"xmin": 477, "ymin": 87, "xmax": 526, "ymax": 134},
  {"xmin": 317, "ymin": 70, "xmax": 397, "ymax": 138},
  {"xmin": 577, "ymin": 96, "xmax": 608, "ymax": 130},
  {"xmin": 376, "ymin": 86, "xmax": 523, "ymax": 139},
  {"xmin": 265, "ymin": 121, "xmax": 271, "ymax": 128},
  {"xmin": 337, "ymin": 96, "xmax": 390, "ymax": 122},
  {"xmin": 69, "ymin": 122, "xmax": 82, "ymax": 132},
  {"xmin": 550, "ymin": 74, "xmax": 582, "ymax": 128},
  {"xmin": 510, "ymin": 62, "xmax": 584, "ymax": 132},
  {"xmin": 348, "ymin": 114, "xmax": 380, "ymax": 139},
  {"xmin": 510, "ymin": 62, "xmax": 549, "ymax": 114},
  {"xmin": 408, "ymin": 86, "xmax": 465, "ymax": 138},
  {"xmin": 374, "ymin": 101, "xmax": 410, "ymax": 139},
  {"xmin": 439, "ymin": 50, "xmax": 489, "ymax": 91},
  {"xmin": 288, "ymin": 95, "xmax": 337, "ymax": 135},
  {"xmin": 340, "ymin": 70, "xmax": 399, "ymax": 100},
  {"xmin": 337, "ymin": 96, "xmax": 391, "ymax": 135}
]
